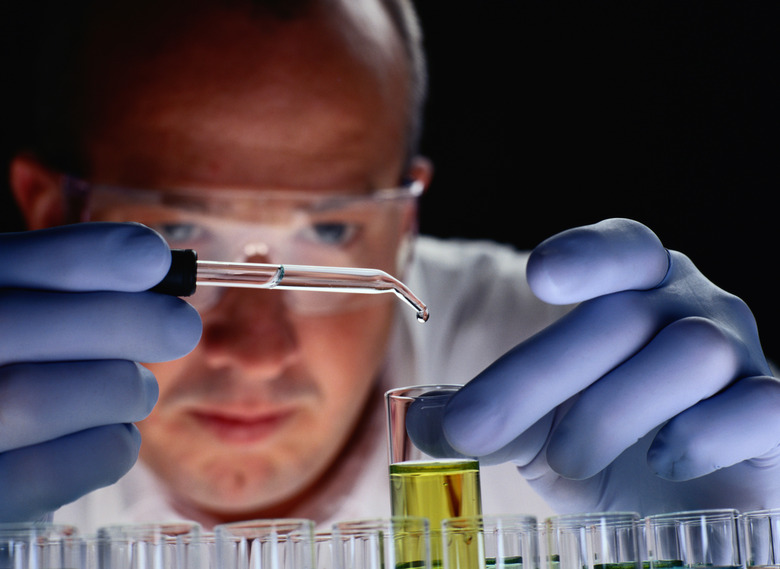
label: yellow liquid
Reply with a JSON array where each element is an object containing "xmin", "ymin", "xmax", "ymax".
[{"xmin": 390, "ymin": 459, "xmax": 483, "ymax": 568}]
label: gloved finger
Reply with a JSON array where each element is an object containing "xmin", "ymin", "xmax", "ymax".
[
  {"xmin": 546, "ymin": 317, "xmax": 741, "ymax": 479},
  {"xmin": 0, "ymin": 222, "xmax": 171, "ymax": 292},
  {"xmin": 442, "ymin": 290, "xmax": 661, "ymax": 457},
  {"xmin": 0, "ymin": 424, "xmax": 141, "ymax": 522},
  {"xmin": 0, "ymin": 360, "xmax": 158, "ymax": 452},
  {"xmin": 481, "ymin": 409, "xmax": 556, "ymax": 466},
  {"xmin": 406, "ymin": 390, "xmax": 471, "ymax": 460},
  {"xmin": 527, "ymin": 218, "xmax": 669, "ymax": 305},
  {"xmin": 407, "ymin": 390, "xmax": 557, "ymax": 466},
  {"xmin": 0, "ymin": 290, "xmax": 201, "ymax": 365},
  {"xmin": 648, "ymin": 375, "xmax": 780, "ymax": 480}
]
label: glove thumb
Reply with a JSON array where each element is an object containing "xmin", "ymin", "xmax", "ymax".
[{"xmin": 405, "ymin": 390, "xmax": 471, "ymax": 460}]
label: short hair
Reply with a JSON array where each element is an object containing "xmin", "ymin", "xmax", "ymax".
[
  {"xmin": 377, "ymin": 0, "xmax": 428, "ymax": 168},
  {"xmin": 29, "ymin": 0, "xmax": 428, "ymax": 177}
]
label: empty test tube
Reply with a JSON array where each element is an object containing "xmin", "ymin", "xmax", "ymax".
[{"xmin": 153, "ymin": 249, "xmax": 429, "ymax": 322}]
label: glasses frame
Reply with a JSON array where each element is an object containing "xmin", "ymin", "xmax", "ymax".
[{"xmin": 62, "ymin": 176, "xmax": 424, "ymax": 224}]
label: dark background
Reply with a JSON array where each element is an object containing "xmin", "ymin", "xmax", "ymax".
[
  {"xmin": 2, "ymin": 2, "xmax": 778, "ymax": 359},
  {"xmin": 413, "ymin": 2, "xmax": 778, "ymax": 361}
]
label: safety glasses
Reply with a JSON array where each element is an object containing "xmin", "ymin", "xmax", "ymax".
[{"xmin": 63, "ymin": 177, "xmax": 422, "ymax": 315}]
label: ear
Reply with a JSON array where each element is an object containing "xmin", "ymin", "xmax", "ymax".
[
  {"xmin": 398, "ymin": 155, "xmax": 433, "ymax": 242},
  {"xmin": 407, "ymin": 155, "xmax": 433, "ymax": 192},
  {"xmin": 9, "ymin": 154, "xmax": 65, "ymax": 230}
]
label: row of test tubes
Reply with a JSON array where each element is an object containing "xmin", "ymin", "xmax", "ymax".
[{"xmin": 5, "ymin": 508, "xmax": 780, "ymax": 569}]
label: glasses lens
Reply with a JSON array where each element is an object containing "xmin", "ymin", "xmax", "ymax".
[{"xmin": 81, "ymin": 184, "xmax": 419, "ymax": 314}]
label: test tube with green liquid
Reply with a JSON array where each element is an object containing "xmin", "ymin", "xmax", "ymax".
[
  {"xmin": 386, "ymin": 385, "xmax": 483, "ymax": 568},
  {"xmin": 332, "ymin": 517, "xmax": 431, "ymax": 569},
  {"xmin": 644, "ymin": 509, "xmax": 742, "ymax": 569},
  {"xmin": 443, "ymin": 515, "xmax": 539, "ymax": 569},
  {"xmin": 545, "ymin": 512, "xmax": 642, "ymax": 569}
]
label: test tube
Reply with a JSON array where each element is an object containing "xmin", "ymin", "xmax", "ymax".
[
  {"xmin": 214, "ymin": 518, "xmax": 315, "ymax": 569},
  {"xmin": 386, "ymin": 385, "xmax": 483, "ymax": 566},
  {"xmin": 331, "ymin": 517, "xmax": 431, "ymax": 569},
  {"xmin": 0, "ymin": 523, "xmax": 78, "ymax": 569},
  {"xmin": 61, "ymin": 535, "xmax": 101, "ymax": 569},
  {"xmin": 545, "ymin": 512, "xmax": 642, "ymax": 569},
  {"xmin": 442, "ymin": 514, "xmax": 539, "ymax": 569},
  {"xmin": 97, "ymin": 522, "xmax": 203, "ymax": 569},
  {"xmin": 644, "ymin": 509, "xmax": 742, "ymax": 569},
  {"xmin": 742, "ymin": 508, "xmax": 780, "ymax": 569}
]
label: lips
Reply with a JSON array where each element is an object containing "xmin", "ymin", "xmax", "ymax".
[{"xmin": 189, "ymin": 407, "xmax": 296, "ymax": 444}]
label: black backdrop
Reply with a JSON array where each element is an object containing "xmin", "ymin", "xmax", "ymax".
[
  {"xmin": 413, "ymin": 2, "xmax": 779, "ymax": 361},
  {"xmin": 2, "ymin": 2, "xmax": 778, "ymax": 359}
]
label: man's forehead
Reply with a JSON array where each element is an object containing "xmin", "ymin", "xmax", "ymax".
[
  {"xmin": 79, "ymin": 0, "xmax": 410, "ymax": 190},
  {"xmin": 80, "ymin": 0, "xmax": 406, "ymax": 94}
]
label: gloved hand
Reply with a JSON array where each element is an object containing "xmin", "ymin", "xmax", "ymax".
[
  {"xmin": 0, "ymin": 222, "xmax": 201, "ymax": 521},
  {"xmin": 410, "ymin": 218, "xmax": 780, "ymax": 515}
]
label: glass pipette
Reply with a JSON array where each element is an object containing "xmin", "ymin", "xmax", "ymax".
[{"xmin": 154, "ymin": 249, "xmax": 429, "ymax": 322}]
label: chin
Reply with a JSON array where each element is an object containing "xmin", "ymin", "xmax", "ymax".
[
  {"xmin": 175, "ymin": 477, "xmax": 298, "ymax": 521},
  {"xmin": 164, "ymin": 452, "xmax": 318, "ymax": 518}
]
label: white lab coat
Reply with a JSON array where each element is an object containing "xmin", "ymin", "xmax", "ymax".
[{"xmin": 55, "ymin": 236, "xmax": 570, "ymax": 533}]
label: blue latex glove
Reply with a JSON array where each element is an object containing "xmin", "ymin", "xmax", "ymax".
[
  {"xmin": 413, "ymin": 218, "xmax": 780, "ymax": 515},
  {"xmin": 0, "ymin": 222, "xmax": 201, "ymax": 521}
]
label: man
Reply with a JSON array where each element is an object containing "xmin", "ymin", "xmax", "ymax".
[{"xmin": 2, "ymin": 0, "xmax": 779, "ymax": 531}]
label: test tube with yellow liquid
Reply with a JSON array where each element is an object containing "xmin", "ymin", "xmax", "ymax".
[{"xmin": 386, "ymin": 385, "xmax": 484, "ymax": 568}]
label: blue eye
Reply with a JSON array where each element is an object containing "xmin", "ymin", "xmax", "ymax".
[
  {"xmin": 303, "ymin": 222, "xmax": 358, "ymax": 246},
  {"xmin": 152, "ymin": 223, "xmax": 205, "ymax": 245}
]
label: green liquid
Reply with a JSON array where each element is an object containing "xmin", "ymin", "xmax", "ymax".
[
  {"xmin": 485, "ymin": 556, "xmax": 523, "ymax": 568},
  {"xmin": 390, "ymin": 459, "xmax": 482, "ymax": 567}
]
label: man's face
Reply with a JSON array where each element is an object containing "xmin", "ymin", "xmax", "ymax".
[{"xmin": 79, "ymin": 1, "xmax": 415, "ymax": 520}]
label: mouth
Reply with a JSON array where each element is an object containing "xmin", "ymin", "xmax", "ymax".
[{"xmin": 189, "ymin": 407, "xmax": 297, "ymax": 444}]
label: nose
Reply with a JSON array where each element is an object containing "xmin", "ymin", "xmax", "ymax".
[{"xmin": 200, "ymin": 252, "xmax": 301, "ymax": 380}]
